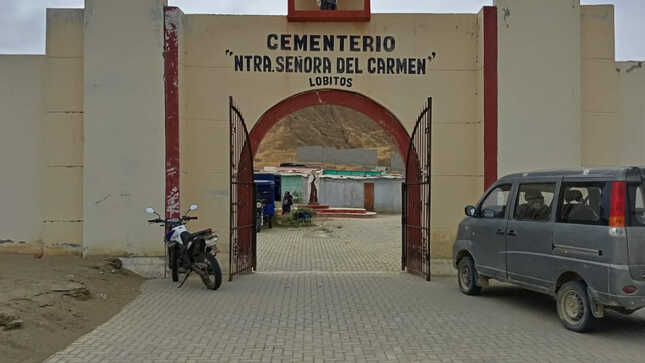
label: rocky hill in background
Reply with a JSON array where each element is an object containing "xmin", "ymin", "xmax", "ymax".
[{"xmin": 254, "ymin": 105, "xmax": 398, "ymax": 170}]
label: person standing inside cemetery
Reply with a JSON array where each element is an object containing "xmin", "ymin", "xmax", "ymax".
[{"xmin": 282, "ymin": 191, "xmax": 294, "ymax": 214}]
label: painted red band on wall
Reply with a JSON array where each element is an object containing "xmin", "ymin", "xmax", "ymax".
[
  {"xmin": 287, "ymin": 0, "xmax": 371, "ymax": 22},
  {"xmin": 483, "ymin": 6, "xmax": 498, "ymax": 190},
  {"xmin": 164, "ymin": 7, "xmax": 180, "ymax": 219}
]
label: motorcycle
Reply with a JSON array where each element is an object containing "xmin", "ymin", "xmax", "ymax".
[
  {"xmin": 145, "ymin": 204, "xmax": 222, "ymax": 290},
  {"xmin": 256, "ymin": 201, "xmax": 264, "ymax": 232}
]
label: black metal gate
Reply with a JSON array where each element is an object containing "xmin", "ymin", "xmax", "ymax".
[
  {"xmin": 402, "ymin": 97, "xmax": 432, "ymax": 281},
  {"xmin": 229, "ymin": 96, "xmax": 256, "ymax": 280}
]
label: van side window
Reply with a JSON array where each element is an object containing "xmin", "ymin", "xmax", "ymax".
[
  {"xmin": 628, "ymin": 184, "xmax": 645, "ymax": 226},
  {"xmin": 480, "ymin": 184, "xmax": 511, "ymax": 219},
  {"xmin": 558, "ymin": 182, "xmax": 609, "ymax": 225},
  {"xmin": 513, "ymin": 183, "xmax": 555, "ymax": 221}
]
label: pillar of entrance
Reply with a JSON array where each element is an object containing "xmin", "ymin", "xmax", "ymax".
[
  {"xmin": 83, "ymin": 0, "xmax": 167, "ymax": 255},
  {"xmin": 495, "ymin": 0, "xmax": 581, "ymax": 176}
]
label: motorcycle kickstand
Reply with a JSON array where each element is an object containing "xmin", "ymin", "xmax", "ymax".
[{"xmin": 178, "ymin": 269, "xmax": 192, "ymax": 288}]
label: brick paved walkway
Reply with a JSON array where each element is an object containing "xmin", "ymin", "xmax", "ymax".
[
  {"xmin": 47, "ymin": 215, "xmax": 645, "ymax": 362},
  {"xmin": 257, "ymin": 215, "xmax": 401, "ymax": 272}
]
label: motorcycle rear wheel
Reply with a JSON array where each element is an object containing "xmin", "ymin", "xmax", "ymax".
[{"xmin": 202, "ymin": 254, "xmax": 222, "ymax": 290}]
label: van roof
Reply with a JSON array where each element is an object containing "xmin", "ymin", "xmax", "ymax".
[{"xmin": 498, "ymin": 166, "xmax": 645, "ymax": 183}]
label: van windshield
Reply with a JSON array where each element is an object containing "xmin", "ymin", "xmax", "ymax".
[{"xmin": 628, "ymin": 183, "xmax": 645, "ymax": 226}]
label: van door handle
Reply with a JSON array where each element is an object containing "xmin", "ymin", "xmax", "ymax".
[
  {"xmin": 496, "ymin": 228, "xmax": 505, "ymax": 235},
  {"xmin": 507, "ymin": 230, "xmax": 517, "ymax": 237}
]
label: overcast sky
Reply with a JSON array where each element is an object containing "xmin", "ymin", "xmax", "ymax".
[{"xmin": 1, "ymin": 0, "xmax": 643, "ymax": 60}]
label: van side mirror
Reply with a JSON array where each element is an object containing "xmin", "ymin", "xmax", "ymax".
[
  {"xmin": 481, "ymin": 208, "xmax": 496, "ymax": 218},
  {"xmin": 465, "ymin": 205, "xmax": 477, "ymax": 217}
]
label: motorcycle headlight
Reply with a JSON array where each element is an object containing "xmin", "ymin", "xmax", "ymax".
[
  {"xmin": 256, "ymin": 202, "xmax": 262, "ymax": 208},
  {"xmin": 205, "ymin": 234, "xmax": 218, "ymax": 247}
]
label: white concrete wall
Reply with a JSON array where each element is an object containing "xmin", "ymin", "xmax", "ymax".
[
  {"xmin": 83, "ymin": 0, "xmax": 167, "ymax": 255},
  {"xmin": 43, "ymin": 9, "xmax": 84, "ymax": 254},
  {"xmin": 580, "ymin": 5, "xmax": 620, "ymax": 167},
  {"xmin": 580, "ymin": 6, "xmax": 645, "ymax": 168},
  {"xmin": 319, "ymin": 179, "xmax": 364, "ymax": 208},
  {"xmin": 495, "ymin": 0, "xmax": 581, "ymax": 177},
  {"xmin": 617, "ymin": 61, "xmax": 645, "ymax": 165},
  {"xmin": 374, "ymin": 180, "xmax": 402, "ymax": 212},
  {"xmin": 0, "ymin": 56, "xmax": 45, "ymax": 250}
]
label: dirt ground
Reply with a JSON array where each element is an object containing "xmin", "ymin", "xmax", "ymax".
[{"xmin": 0, "ymin": 253, "xmax": 143, "ymax": 363}]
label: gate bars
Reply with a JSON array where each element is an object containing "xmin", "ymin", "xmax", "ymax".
[
  {"xmin": 229, "ymin": 96, "xmax": 256, "ymax": 280},
  {"xmin": 402, "ymin": 97, "xmax": 432, "ymax": 281}
]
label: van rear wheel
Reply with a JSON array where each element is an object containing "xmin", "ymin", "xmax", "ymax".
[
  {"xmin": 556, "ymin": 281, "xmax": 596, "ymax": 332},
  {"xmin": 457, "ymin": 256, "xmax": 481, "ymax": 295}
]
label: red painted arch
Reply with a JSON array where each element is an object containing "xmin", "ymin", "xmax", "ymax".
[{"xmin": 249, "ymin": 89, "xmax": 411, "ymax": 163}]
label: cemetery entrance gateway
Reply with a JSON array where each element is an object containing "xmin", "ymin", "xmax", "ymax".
[{"xmin": 230, "ymin": 89, "xmax": 432, "ymax": 280}]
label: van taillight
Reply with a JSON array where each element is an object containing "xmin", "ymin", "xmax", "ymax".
[
  {"xmin": 623, "ymin": 285, "xmax": 638, "ymax": 294},
  {"xmin": 609, "ymin": 181, "xmax": 626, "ymax": 227}
]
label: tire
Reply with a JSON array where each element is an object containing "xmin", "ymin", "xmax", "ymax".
[
  {"xmin": 457, "ymin": 256, "xmax": 481, "ymax": 295},
  {"xmin": 169, "ymin": 246, "xmax": 179, "ymax": 282},
  {"xmin": 256, "ymin": 214, "xmax": 262, "ymax": 233},
  {"xmin": 556, "ymin": 280, "xmax": 596, "ymax": 332},
  {"xmin": 202, "ymin": 254, "xmax": 222, "ymax": 291}
]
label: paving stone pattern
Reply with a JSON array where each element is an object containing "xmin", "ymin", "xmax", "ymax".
[
  {"xmin": 257, "ymin": 215, "xmax": 401, "ymax": 272},
  {"xmin": 47, "ymin": 215, "xmax": 645, "ymax": 362}
]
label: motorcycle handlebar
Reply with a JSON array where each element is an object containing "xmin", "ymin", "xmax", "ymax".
[{"xmin": 147, "ymin": 216, "xmax": 197, "ymax": 224}]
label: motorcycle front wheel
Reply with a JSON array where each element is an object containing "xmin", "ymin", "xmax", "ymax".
[
  {"xmin": 168, "ymin": 245, "xmax": 179, "ymax": 282},
  {"xmin": 202, "ymin": 254, "xmax": 222, "ymax": 290},
  {"xmin": 256, "ymin": 215, "xmax": 262, "ymax": 232}
]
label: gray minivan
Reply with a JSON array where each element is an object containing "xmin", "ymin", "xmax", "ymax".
[{"xmin": 453, "ymin": 167, "xmax": 645, "ymax": 332}]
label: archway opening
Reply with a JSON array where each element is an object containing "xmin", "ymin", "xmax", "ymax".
[
  {"xmin": 241, "ymin": 89, "xmax": 421, "ymax": 273},
  {"xmin": 250, "ymin": 90, "xmax": 411, "ymax": 164}
]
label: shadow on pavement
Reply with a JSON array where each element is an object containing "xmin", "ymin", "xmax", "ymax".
[{"xmin": 476, "ymin": 283, "xmax": 645, "ymax": 335}]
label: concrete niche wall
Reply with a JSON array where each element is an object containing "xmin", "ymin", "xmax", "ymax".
[
  {"xmin": 318, "ymin": 178, "xmax": 402, "ymax": 212},
  {"xmin": 296, "ymin": 146, "xmax": 378, "ymax": 167}
]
